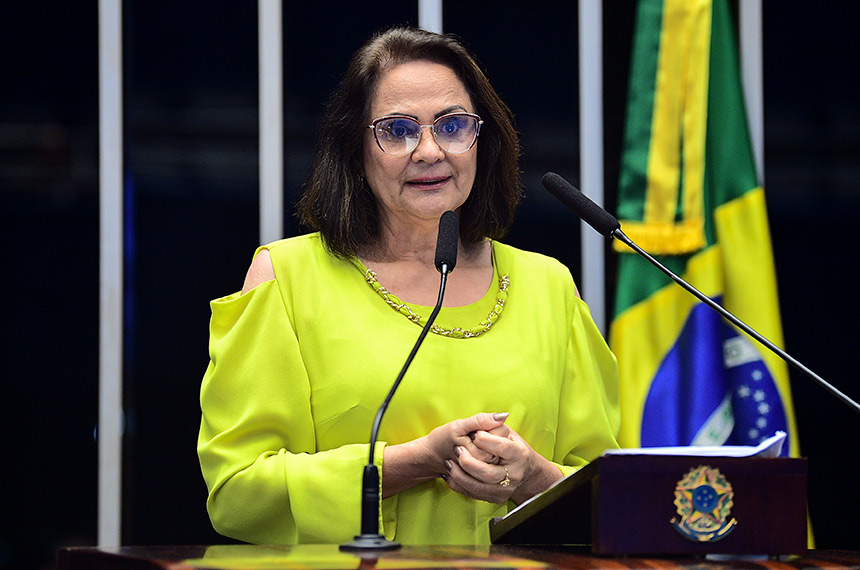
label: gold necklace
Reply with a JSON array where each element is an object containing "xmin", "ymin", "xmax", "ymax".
[{"xmin": 361, "ymin": 268, "xmax": 510, "ymax": 339}]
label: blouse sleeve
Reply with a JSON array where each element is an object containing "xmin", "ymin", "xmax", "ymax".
[
  {"xmin": 553, "ymin": 295, "xmax": 621, "ymax": 477},
  {"xmin": 197, "ymin": 280, "xmax": 384, "ymax": 544}
]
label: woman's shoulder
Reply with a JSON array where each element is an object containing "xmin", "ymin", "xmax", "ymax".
[
  {"xmin": 242, "ymin": 232, "xmax": 327, "ymax": 293},
  {"xmin": 492, "ymin": 240, "xmax": 571, "ymax": 277},
  {"xmin": 262, "ymin": 232, "xmax": 325, "ymax": 259},
  {"xmin": 492, "ymin": 240, "xmax": 581, "ymax": 299}
]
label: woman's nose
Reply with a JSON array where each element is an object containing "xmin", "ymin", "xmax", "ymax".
[{"xmin": 411, "ymin": 125, "xmax": 445, "ymax": 163}]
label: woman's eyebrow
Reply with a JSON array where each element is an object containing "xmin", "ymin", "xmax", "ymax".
[
  {"xmin": 379, "ymin": 105, "xmax": 468, "ymax": 122},
  {"xmin": 435, "ymin": 105, "xmax": 467, "ymax": 119}
]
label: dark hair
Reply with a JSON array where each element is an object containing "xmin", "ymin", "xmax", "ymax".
[{"xmin": 297, "ymin": 26, "xmax": 522, "ymax": 258}]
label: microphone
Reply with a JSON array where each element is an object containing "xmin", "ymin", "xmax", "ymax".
[
  {"xmin": 542, "ymin": 172, "xmax": 620, "ymax": 238},
  {"xmin": 340, "ymin": 210, "xmax": 460, "ymax": 552},
  {"xmin": 542, "ymin": 172, "xmax": 860, "ymax": 415},
  {"xmin": 435, "ymin": 210, "xmax": 459, "ymax": 274}
]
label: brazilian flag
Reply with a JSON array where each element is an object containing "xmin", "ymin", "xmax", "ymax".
[{"xmin": 609, "ymin": 0, "xmax": 800, "ymax": 457}]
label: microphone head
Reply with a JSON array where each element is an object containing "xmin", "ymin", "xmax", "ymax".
[
  {"xmin": 542, "ymin": 172, "xmax": 620, "ymax": 237},
  {"xmin": 435, "ymin": 211, "xmax": 459, "ymax": 273}
]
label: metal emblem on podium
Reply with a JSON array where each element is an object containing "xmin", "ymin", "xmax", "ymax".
[{"xmin": 671, "ymin": 465, "xmax": 737, "ymax": 542}]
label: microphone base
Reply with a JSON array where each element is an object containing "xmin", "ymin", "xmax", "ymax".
[{"xmin": 340, "ymin": 534, "xmax": 401, "ymax": 552}]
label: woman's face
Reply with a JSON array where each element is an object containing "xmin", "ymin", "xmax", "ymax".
[{"xmin": 362, "ymin": 60, "xmax": 478, "ymax": 232}]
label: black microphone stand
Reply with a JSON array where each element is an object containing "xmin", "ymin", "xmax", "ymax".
[
  {"xmin": 340, "ymin": 263, "xmax": 450, "ymax": 552},
  {"xmin": 341, "ymin": 210, "xmax": 459, "ymax": 552},
  {"xmin": 612, "ymin": 228, "xmax": 860, "ymax": 415},
  {"xmin": 542, "ymin": 171, "xmax": 860, "ymax": 416}
]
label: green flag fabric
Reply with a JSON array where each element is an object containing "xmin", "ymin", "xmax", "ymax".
[{"xmin": 609, "ymin": 0, "xmax": 800, "ymax": 457}]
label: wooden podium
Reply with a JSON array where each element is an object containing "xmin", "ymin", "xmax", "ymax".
[
  {"xmin": 490, "ymin": 454, "xmax": 808, "ymax": 555},
  {"xmin": 58, "ymin": 545, "xmax": 859, "ymax": 570}
]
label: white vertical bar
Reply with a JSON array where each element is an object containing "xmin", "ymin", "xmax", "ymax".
[
  {"xmin": 579, "ymin": 0, "xmax": 606, "ymax": 333},
  {"xmin": 740, "ymin": 0, "xmax": 764, "ymax": 184},
  {"xmin": 419, "ymin": 0, "xmax": 443, "ymax": 33},
  {"xmin": 98, "ymin": 0, "xmax": 123, "ymax": 547},
  {"xmin": 259, "ymin": 0, "xmax": 284, "ymax": 244}
]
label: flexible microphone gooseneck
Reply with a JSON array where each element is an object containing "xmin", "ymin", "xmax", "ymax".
[
  {"xmin": 542, "ymin": 171, "xmax": 860, "ymax": 416},
  {"xmin": 340, "ymin": 210, "xmax": 460, "ymax": 552}
]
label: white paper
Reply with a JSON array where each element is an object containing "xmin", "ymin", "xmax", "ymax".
[{"xmin": 602, "ymin": 430, "xmax": 786, "ymax": 458}]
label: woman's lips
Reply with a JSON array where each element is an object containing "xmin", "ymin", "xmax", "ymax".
[{"xmin": 406, "ymin": 176, "xmax": 451, "ymax": 189}]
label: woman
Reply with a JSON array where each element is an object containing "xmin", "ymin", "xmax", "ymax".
[{"xmin": 198, "ymin": 26, "xmax": 619, "ymax": 545}]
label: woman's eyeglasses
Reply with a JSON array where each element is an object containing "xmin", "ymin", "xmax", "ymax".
[{"xmin": 368, "ymin": 112, "xmax": 483, "ymax": 156}]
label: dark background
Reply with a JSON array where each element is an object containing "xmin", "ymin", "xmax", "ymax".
[{"xmin": 2, "ymin": 2, "xmax": 858, "ymax": 569}]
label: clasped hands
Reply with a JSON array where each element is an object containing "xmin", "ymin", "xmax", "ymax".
[
  {"xmin": 382, "ymin": 412, "xmax": 562, "ymax": 504},
  {"xmin": 427, "ymin": 412, "xmax": 561, "ymax": 505}
]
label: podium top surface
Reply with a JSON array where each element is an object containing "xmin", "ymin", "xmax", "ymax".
[{"xmin": 58, "ymin": 544, "xmax": 860, "ymax": 570}]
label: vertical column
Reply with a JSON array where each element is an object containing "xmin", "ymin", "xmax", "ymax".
[
  {"xmin": 419, "ymin": 0, "xmax": 443, "ymax": 33},
  {"xmin": 259, "ymin": 0, "xmax": 284, "ymax": 244},
  {"xmin": 579, "ymin": 0, "xmax": 606, "ymax": 332},
  {"xmin": 740, "ymin": 0, "xmax": 765, "ymax": 183},
  {"xmin": 98, "ymin": 0, "xmax": 123, "ymax": 547}
]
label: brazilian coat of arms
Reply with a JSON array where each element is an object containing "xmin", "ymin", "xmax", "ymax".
[{"xmin": 671, "ymin": 465, "xmax": 737, "ymax": 542}]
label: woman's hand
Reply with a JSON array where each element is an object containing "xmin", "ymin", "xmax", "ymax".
[
  {"xmin": 442, "ymin": 423, "xmax": 563, "ymax": 505},
  {"xmin": 424, "ymin": 412, "xmax": 511, "ymax": 466},
  {"xmin": 381, "ymin": 412, "xmax": 509, "ymax": 498}
]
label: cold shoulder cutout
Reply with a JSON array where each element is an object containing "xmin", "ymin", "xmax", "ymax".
[{"xmin": 241, "ymin": 248, "xmax": 275, "ymax": 294}]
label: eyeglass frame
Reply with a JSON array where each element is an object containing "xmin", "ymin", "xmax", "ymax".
[{"xmin": 367, "ymin": 112, "xmax": 484, "ymax": 156}]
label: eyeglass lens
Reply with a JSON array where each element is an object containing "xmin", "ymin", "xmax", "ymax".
[{"xmin": 373, "ymin": 114, "xmax": 479, "ymax": 155}]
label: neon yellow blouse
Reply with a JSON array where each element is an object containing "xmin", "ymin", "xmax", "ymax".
[{"xmin": 197, "ymin": 232, "xmax": 619, "ymax": 545}]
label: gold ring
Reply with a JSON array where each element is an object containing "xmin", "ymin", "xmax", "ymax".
[{"xmin": 498, "ymin": 465, "xmax": 511, "ymax": 487}]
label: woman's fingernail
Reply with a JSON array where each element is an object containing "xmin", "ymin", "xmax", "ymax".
[
  {"xmin": 441, "ymin": 474, "xmax": 449, "ymax": 481},
  {"xmin": 493, "ymin": 412, "xmax": 509, "ymax": 421},
  {"xmin": 444, "ymin": 459, "xmax": 453, "ymax": 471},
  {"xmin": 455, "ymin": 446, "xmax": 463, "ymax": 457}
]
